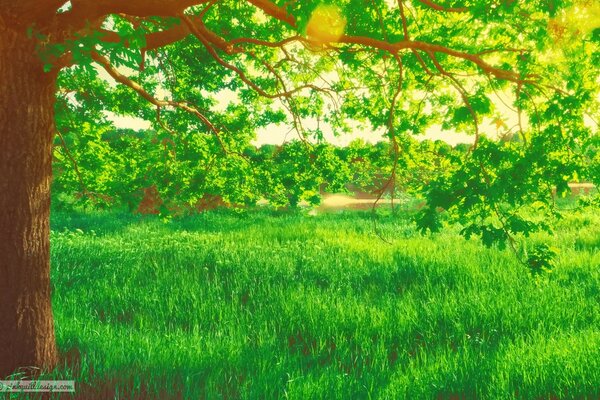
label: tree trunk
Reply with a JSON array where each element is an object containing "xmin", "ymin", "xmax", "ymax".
[{"xmin": 0, "ymin": 16, "xmax": 58, "ymax": 377}]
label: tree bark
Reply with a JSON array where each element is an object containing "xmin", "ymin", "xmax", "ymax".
[{"xmin": 0, "ymin": 15, "xmax": 58, "ymax": 377}]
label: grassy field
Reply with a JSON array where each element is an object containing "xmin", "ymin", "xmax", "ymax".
[{"xmin": 29, "ymin": 206, "xmax": 600, "ymax": 398}]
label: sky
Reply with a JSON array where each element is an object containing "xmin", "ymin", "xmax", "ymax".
[
  {"xmin": 103, "ymin": 75, "xmax": 482, "ymax": 148},
  {"xmin": 104, "ymin": 75, "xmax": 598, "ymax": 150},
  {"xmin": 106, "ymin": 91, "xmax": 482, "ymax": 148}
]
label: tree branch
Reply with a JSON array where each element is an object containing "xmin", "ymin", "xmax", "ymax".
[
  {"xmin": 54, "ymin": 0, "xmax": 208, "ymax": 37},
  {"xmin": 245, "ymin": 0, "xmax": 296, "ymax": 28},
  {"xmin": 427, "ymin": 51, "xmax": 480, "ymax": 149},
  {"xmin": 91, "ymin": 50, "xmax": 229, "ymax": 152},
  {"xmin": 339, "ymin": 35, "xmax": 530, "ymax": 84},
  {"xmin": 97, "ymin": 23, "xmax": 192, "ymax": 52},
  {"xmin": 416, "ymin": 0, "xmax": 469, "ymax": 13},
  {"xmin": 0, "ymin": 0, "xmax": 66, "ymax": 25},
  {"xmin": 180, "ymin": 14, "xmax": 329, "ymax": 99}
]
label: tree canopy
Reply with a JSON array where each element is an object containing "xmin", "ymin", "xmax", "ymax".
[{"xmin": 38, "ymin": 0, "xmax": 600, "ymax": 244}]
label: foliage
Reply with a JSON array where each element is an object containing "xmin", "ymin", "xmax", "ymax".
[
  {"xmin": 43, "ymin": 0, "xmax": 599, "ymax": 246},
  {"xmin": 526, "ymin": 243, "xmax": 558, "ymax": 277},
  {"xmin": 53, "ymin": 130, "xmax": 473, "ymax": 213}
]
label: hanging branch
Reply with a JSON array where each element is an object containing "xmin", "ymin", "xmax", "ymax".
[
  {"xmin": 91, "ymin": 50, "xmax": 231, "ymax": 154},
  {"xmin": 415, "ymin": 0, "xmax": 469, "ymax": 13},
  {"xmin": 427, "ymin": 51, "xmax": 480, "ymax": 150}
]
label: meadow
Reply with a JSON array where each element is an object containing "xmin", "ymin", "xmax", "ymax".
[{"xmin": 28, "ymin": 205, "xmax": 600, "ymax": 398}]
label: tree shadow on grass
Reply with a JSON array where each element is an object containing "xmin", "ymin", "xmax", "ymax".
[
  {"xmin": 50, "ymin": 209, "xmax": 146, "ymax": 236},
  {"xmin": 50, "ymin": 207, "xmax": 298, "ymax": 237},
  {"xmin": 50, "ymin": 204, "xmax": 404, "ymax": 242}
]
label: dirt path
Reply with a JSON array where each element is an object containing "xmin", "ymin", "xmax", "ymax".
[{"xmin": 259, "ymin": 183, "xmax": 596, "ymax": 212}]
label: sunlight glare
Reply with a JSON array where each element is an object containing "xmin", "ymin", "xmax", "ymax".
[{"xmin": 306, "ymin": 4, "xmax": 347, "ymax": 45}]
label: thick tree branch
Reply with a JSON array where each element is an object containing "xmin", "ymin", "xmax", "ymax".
[
  {"xmin": 64, "ymin": 13, "xmax": 228, "ymax": 58},
  {"xmin": 49, "ymin": 0, "xmax": 528, "ymax": 92},
  {"xmin": 245, "ymin": 0, "xmax": 296, "ymax": 28},
  {"xmin": 97, "ymin": 24, "xmax": 192, "ymax": 52},
  {"xmin": 0, "ymin": 0, "xmax": 66, "ymax": 25},
  {"xmin": 54, "ymin": 0, "xmax": 208, "ymax": 37},
  {"xmin": 397, "ymin": 0, "xmax": 410, "ymax": 40}
]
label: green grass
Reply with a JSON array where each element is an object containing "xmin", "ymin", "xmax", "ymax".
[{"xmin": 27, "ymin": 207, "xmax": 600, "ymax": 398}]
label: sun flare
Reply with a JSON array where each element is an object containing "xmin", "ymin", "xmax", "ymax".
[{"xmin": 306, "ymin": 4, "xmax": 347, "ymax": 45}]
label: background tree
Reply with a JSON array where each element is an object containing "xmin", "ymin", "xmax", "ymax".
[{"xmin": 0, "ymin": 0, "xmax": 598, "ymax": 377}]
